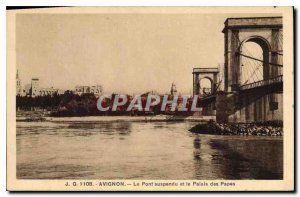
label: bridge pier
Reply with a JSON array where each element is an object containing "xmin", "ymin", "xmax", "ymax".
[{"xmin": 216, "ymin": 90, "xmax": 283, "ymax": 123}]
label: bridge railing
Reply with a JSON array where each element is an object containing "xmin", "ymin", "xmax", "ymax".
[{"xmin": 240, "ymin": 75, "xmax": 283, "ymax": 91}]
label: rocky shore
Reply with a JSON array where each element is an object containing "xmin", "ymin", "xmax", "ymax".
[{"xmin": 189, "ymin": 120, "xmax": 283, "ymax": 136}]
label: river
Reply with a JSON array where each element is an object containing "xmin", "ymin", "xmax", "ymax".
[{"xmin": 16, "ymin": 118, "xmax": 283, "ymax": 180}]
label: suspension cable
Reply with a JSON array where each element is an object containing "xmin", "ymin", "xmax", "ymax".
[{"xmin": 237, "ymin": 52, "xmax": 283, "ymax": 67}]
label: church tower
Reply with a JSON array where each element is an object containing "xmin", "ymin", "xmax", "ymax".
[
  {"xmin": 16, "ymin": 70, "xmax": 22, "ymax": 96},
  {"xmin": 170, "ymin": 82, "xmax": 177, "ymax": 96}
]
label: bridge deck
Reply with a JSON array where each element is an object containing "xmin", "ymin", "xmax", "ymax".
[
  {"xmin": 200, "ymin": 75, "xmax": 283, "ymax": 101},
  {"xmin": 240, "ymin": 75, "xmax": 283, "ymax": 91}
]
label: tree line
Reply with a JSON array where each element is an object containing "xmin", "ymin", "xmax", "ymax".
[{"xmin": 16, "ymin": 91, "xmax": 197, "ymax": 117}]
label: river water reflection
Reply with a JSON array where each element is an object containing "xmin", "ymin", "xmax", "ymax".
[{"xmin": 17, "ymin": 119, "xmax": 283, "ymax": 179}]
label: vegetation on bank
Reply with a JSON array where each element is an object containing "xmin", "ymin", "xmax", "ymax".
[
  {"xmin": 17, "ymin": 92, "xmax": 109, "ymax": 116},
  {"xmin": 16, "ymin": 92, "xmax": 196, "ymax": 117},
  {"xmin": 16, "ymin": 92, "xmax": 62, "ymax": 111}
]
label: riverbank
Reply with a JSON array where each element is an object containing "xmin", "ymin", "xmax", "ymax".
[
  {"xmin": 190, "ymin": 121, "xmax": 283, "ymax": 136},
  {"xmin": 16, "ymin": 110, "xmax": 47, "ymax": 122},
  {"xmin": 16, "ymin": 111, "xmax": 215, "ymax": 123},
  {"xmin": 48, "ymin": 115, "xmax": 215, "ymax": 123}
]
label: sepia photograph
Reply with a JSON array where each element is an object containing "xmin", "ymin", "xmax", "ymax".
[{"xmin": 6, "ymin": 6, "xmax": 294, "ymax": 191}]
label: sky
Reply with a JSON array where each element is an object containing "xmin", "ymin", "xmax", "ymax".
[{"xmin": 16, "ymin": 12, "xmax": 276, "ymax": 95}]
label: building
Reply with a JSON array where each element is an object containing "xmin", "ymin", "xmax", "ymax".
[
  {"xmin": 74, "ymin": 85, "xmax": 103, "ymax": 97},
  {"xmin": 74, "ymin": 86, "xmax": 89, "ymax": 95},
  {"xmin": 29, "ymin": 78, "xmax": 65, "ymax": 97},
  {"xmin": 90, "ymin": 85, "xmax": 103, "ymax": 96},
  {"xmin": 30, "ymin": 78, "xmax": 40, "ymax": 97},
  {"xmin": 39, "ymin": 87, "xmax": 64, "ymax": 96},
  {"xmin": 16, "ymin": 71, "xmax": 65, "ymax": 97},
  {"xmin": 16, "ymin": 70, "xmax": 26, "ymax": 96},
  {"xmin": 24, "ymin": 84, "xmax": 31, "ymax": 96}
]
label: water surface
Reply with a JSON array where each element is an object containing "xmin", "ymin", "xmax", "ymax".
[{"xmin": 17, "ymin": 119, "xmax": 283, "ymax": 179}]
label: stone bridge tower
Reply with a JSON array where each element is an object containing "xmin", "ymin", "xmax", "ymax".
[
  {"xmin": 192, "ymin": 68, "xmax": 219, "ymax": 96},
  {"xmin": 223, "ymin": 17, "xmax": 283, "ymax": 92},
  {"xmin": 217, "ymin": 17, "xmax": 283, "ymax": 123}
]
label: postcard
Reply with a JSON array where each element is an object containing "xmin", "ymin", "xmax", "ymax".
[{"xmin": 7, "ymin": 6, "xmax": 294, "ymax": 191}]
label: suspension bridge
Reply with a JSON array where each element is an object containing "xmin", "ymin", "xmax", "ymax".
[{"xmin": 193, "ymin": 17, "xmax": 283, "ymax": 122}]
